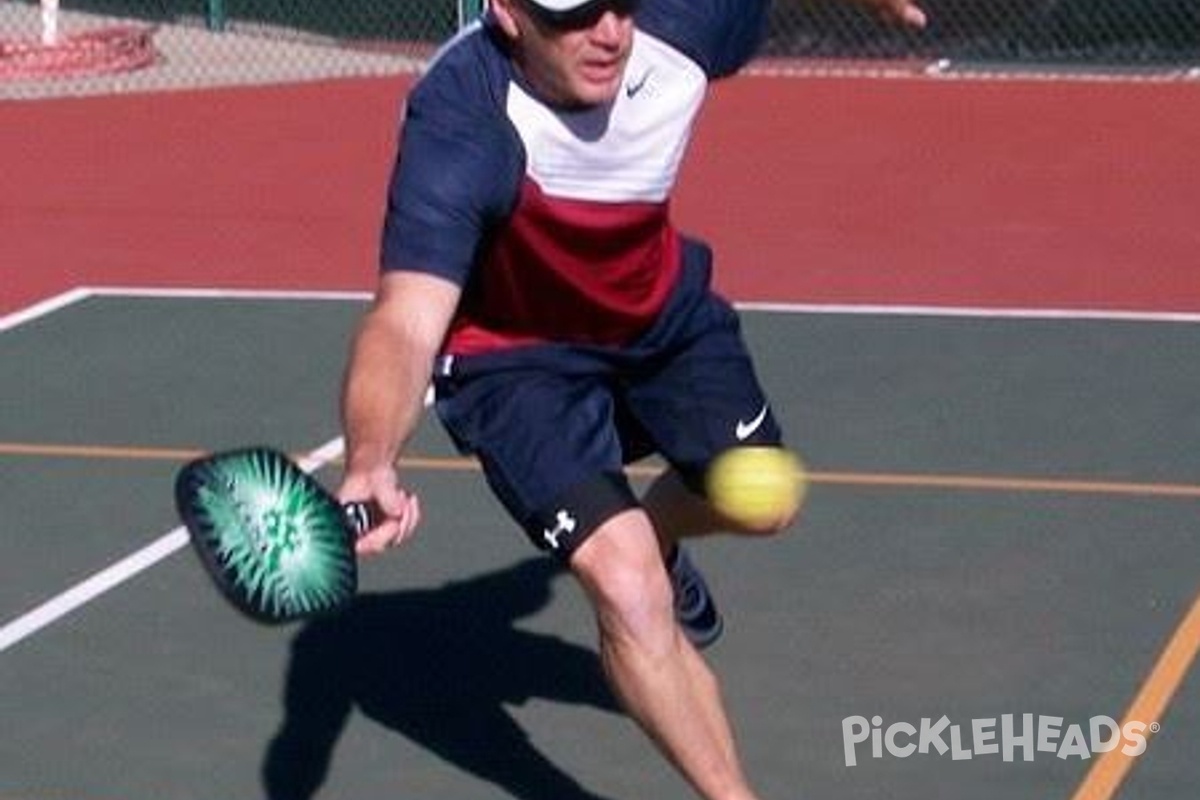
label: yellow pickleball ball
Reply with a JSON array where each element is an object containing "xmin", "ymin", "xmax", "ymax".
[{"xmin": 705, "ymin": 446, "xmax": 807, "ymax": 528}]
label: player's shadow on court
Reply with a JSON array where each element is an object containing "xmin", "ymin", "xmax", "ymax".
[{"xmin": 261, "ymin": 557, "xmax": 621, "ymax": 800}]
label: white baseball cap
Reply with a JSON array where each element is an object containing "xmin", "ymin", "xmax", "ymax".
[
  {"xmin": 524, "ymin": 0, "xmax": 639, "ymax": 14},
  {"xmin": 525, "ymin": 0, "xmax": 596, "ymax": 9},
  {"xmin": 511, "ymin": 0, "xmax": 638, "ymax": 25}
]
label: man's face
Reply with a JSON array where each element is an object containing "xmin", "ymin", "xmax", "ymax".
[{"xmin": 498, "ymin": 0, "xmax": 637, "ymax": 108}]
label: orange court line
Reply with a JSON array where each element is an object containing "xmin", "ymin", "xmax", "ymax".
[
  {"xmin": 1067, "ymin": 591, "xmax": 1200, "ymax": 800},
  {"xmin": 3, "ymin": 441, "xmax": 1200, "ymax": 499},
  {"xmin": 0, "ymin": 442, "xmax": 206, "ymax": 461},
  {"xmin": 811, "ymin": 470, "xmax": 1200, "ymax": 499}
]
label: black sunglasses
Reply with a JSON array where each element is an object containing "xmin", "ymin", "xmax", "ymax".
[{"xmin": 518, "ymin": 0, "xmax": 640, "ymax": 31}]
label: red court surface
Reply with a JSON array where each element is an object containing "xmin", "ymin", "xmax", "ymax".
[{"xmin": 2, "ymin": 73, "xmax": 1198, "ymax": 315}]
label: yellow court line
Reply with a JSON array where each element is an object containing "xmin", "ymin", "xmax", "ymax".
[
  {"xmin": 3, "ymin": 441, "xmax": 1200, "ymax": 499},
  {"xmin": 1068, "ymin": 592, "xmax": 1200, "ymax": 800}
]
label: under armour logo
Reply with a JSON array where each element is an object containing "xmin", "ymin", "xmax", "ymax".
[{"xmin": 543, "ymin": 509, "xmax": 578, "ymax": 550}]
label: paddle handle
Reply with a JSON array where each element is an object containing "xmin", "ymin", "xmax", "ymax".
[{"xmin": 342, "ymin": 500, "xmax": 384, "ymax": 539}]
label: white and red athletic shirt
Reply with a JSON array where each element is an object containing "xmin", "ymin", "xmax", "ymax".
[{"xmin": 379, "ymin": 0, "xmax": 769, "ymax": 355}]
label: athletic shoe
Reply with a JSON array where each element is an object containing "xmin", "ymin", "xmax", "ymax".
[{"xmin": 667, "ymin": 545, "xmax": 724, "ymax": 649}]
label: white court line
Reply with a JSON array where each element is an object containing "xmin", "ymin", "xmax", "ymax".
[
  {"xmin": 737, "ymin": 301, "xmax": 1200, "ymax": 325},
  {"xmin": 82, "ymin": 284, "xmax": 1200, "ymax": 325},
  {"xmin": 0, "ymin": 287, "xmax": 93, "ymax": 332},
  {"xmin": 0, "ymin": 437, "xmax": 347, "ymax": 655},
  {"xmin": 86, "ymin": 285, "xmax": 373, "ymax": 303},
  {"xmin": 8, "ymin": 284, "xmax": 1199, "ymax": 325},
  {"xmin": 0, "ymin": 529, "xmax": 189, "ymax": 653}
]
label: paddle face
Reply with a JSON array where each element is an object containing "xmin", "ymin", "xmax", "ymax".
[{"xmin": 175, "ymin": 447, "xmax": 362, "ymax": 624}]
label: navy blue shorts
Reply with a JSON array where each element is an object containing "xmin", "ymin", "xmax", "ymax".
[{"xmin": 433, "ymin": 256, "xmax": 783, "ymax": 560}]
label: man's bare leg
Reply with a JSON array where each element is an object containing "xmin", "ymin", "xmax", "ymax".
[{"xmin": 569, "ymin": 509, "xmax": 760, "ymax": 800}]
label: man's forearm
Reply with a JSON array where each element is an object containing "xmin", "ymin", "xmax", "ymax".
[{"xmin": 340, "ymin": 309, "xmax": 434, "ymax": 475}]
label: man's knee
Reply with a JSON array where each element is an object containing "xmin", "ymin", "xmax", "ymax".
[{"xmin": 569, "ymin": 510, "xmax": 676, "ymax": 648}]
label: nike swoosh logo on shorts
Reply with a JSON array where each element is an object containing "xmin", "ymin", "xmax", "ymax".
[{"xmin": 735, "ymin": 404, "xmax": 769, "ymax": 441}]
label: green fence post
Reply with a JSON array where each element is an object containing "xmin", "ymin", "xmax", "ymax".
[
  {"xmin": 207, "ymin": 0, "xmax": 226, "ymax": 32},
  {"xmin": 458, "ymin": 0, "xmax": 486, "ymax": 29}
]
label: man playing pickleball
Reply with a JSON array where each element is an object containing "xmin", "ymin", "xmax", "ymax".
[{"xmin": 338, "ymin": 1, "xmax": 926, "ymax": 797}]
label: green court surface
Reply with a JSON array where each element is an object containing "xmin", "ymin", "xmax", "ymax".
[{"xmin": 1, "ymin": 291, "xmax": 1196, "ymax": 800}]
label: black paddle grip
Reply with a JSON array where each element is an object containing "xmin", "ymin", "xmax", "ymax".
[{"xmin": 342, "ymin": 501, "xmax": 385, "ymax": 539}]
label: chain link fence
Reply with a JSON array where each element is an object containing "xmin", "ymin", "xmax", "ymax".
[
  {"xmin": 768, "ymin": 0, "xmax": 1200, "ymax": 67},
  {"xmin": 3, "ymin": 0, "xmax": 1198, "ymax": 97}
]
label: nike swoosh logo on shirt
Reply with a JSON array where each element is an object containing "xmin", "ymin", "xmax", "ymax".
[
  {"xmin": 735, "ymin": 404, "xmax": 769, "ymax": 441},
  {"xmin": 625, "ymin": 68, "xmax": 652, "ymax": 98}
]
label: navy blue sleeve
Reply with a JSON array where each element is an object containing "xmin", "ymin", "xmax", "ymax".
[
  {"xmin": 379, "ymin": 44, "xmax": 524, "ymax": 284},
  {"xmin": 636, "ymin": 0, "xmax": 770, "ymax": 78}
]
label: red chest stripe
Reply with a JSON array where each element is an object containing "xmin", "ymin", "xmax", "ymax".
[{"xmin": 448, "ymin": 179, "xmax": 681, "ymax": 353}]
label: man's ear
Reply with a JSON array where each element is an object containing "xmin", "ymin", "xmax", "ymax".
[{"xmin": 489, "ymin": 0, "xmax": 522, "ymax": 39}]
